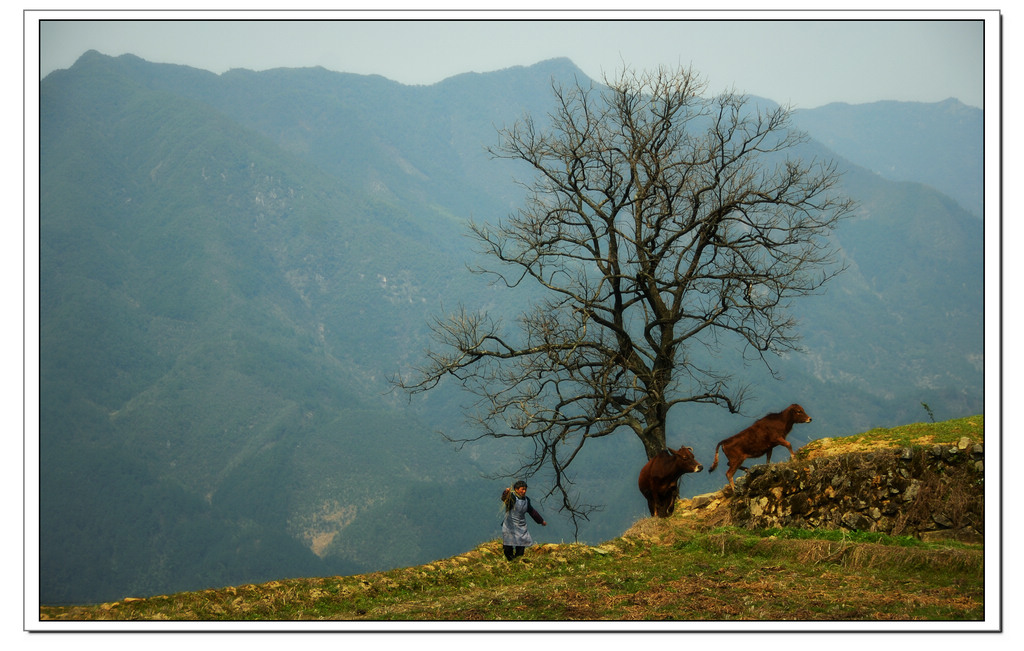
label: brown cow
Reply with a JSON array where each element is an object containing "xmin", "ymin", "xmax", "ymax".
[
  {"xmin": 638, "ymin": 445, "xmax": 704, "ymax": 518},
  {"xmin": 708, "ymin": 404, "xmax": 813, "ymax": 491}
]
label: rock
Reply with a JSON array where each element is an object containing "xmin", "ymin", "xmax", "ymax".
[
  {"xmin": 956, "ymin": 526, "xmax": 984, "ymax": 544},
  {"xmin": 690, "ymin": 493, "xmax": 715, "ymax": 508},
  {"xmin": 841, "ymin": 512, "xmax": 873, "ymax": 531},
  {"xmin": 749, "ymin": 496, "xmax": 769, "ymax": 516},
  {"xmin": 724, "ymin": 443, "xmax": 982, "ymax": 542},
  {"xmin": 903, "ymin": 479, "xmax": 922, "ymax": 502},
  {"xmin": 791, "ymin": 496, "xmax": 812, "ymax": 516}
]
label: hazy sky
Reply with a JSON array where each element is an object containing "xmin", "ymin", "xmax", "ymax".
[{"xmin": 34, "ymin": 12, "xmax": 990, "ymax": 109}]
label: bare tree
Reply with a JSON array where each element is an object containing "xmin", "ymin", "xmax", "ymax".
[{"xmin": 395, "ymin": 65, "xmax": 854, "ymax": 525}]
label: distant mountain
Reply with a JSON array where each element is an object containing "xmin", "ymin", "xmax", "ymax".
[
  {"xmin": 792, "ymin": 99, "xmax": 983, "ymax": 217},
  {"xmin": 38, "ymin": 52, "xmax": 984, "ymax": 604}
]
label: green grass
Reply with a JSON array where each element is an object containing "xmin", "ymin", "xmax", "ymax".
[
  {"xmin": 798, "ymin": 415, "xmax": 983, "ymax": 459},
  {"xmin": 39, "ymin": 524, "xmax": 983, "ymax": 622},
  {"xmin": 746, "ymin": 527, "xmax": 929, "ymax": 547}
]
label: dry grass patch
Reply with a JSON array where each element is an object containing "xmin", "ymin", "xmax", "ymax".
[{"xmin": 799, "ymin": 415, "xmax": 984, "ymax": 459}]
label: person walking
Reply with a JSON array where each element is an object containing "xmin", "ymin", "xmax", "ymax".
[{"xmin": 500, "ymin": 480, "xmax": 546, "ymax": 561}]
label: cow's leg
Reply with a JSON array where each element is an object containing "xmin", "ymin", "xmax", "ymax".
[
  {"xmin": 665, "ymin": 483, "xmax": 678, "ymax": 516},
  {"xmin": 766, "ymin": 448, "xmax": 773, "ymax": 464},
  {"xmin": 781, "ymin": 440, "xmax": 795, "ymax": 459},
  {"xmin": 726, "ymin": 455, "xmax": 745, "ymax": 492},
  {"xmin": 655, "ymin": 483, "xmax": 679, "ymax": 518},
  {"xmin": 655, "ymin": 494, "xmax": 668, "ymax": 518}
]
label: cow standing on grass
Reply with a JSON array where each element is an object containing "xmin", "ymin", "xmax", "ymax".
[
  {"xmin": 638, "ymin": 446, "xmax": 704, "ymax": 518},
  {"xmin": 709, "ymin": 404, "xmax": 813, "ymax": 492}
]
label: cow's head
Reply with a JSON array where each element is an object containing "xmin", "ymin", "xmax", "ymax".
[
  {"xmin": 672, "ymin": 445, "xmax": 703, "ymax": 474},
  {"xmin": 788, "ymin": 404, "xmax": 812, "ymax": 424}
]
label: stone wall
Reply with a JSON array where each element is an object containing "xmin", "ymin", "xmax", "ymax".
[{"xmin": 720, "ymin": 437, "xmax": 984, "ymax": 543}]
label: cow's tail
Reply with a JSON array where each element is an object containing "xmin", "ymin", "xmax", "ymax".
[{"xmin": 708, "ymin": 441, "xmax": 723, "ymax": 473}]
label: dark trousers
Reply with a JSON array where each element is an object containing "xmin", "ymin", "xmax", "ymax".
[{"xmin": 503, "ymin": 545, "xmax": 525, "ymax": 561}]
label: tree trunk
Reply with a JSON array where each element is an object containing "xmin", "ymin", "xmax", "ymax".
[{"xmin": 638, "ymin": 420, "xmax": 668, "ymax": 460}]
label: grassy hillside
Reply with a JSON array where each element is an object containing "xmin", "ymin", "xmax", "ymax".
[
  {"xmin": 797, "ymin": 413, "xmax": 984, "ymax": 458},
  {"xmin": 38, "ymin": 533, "xmax": 983, "ymax": 622},
  {"xmin": 38, "ymin": 416, "xmax": 986, "ymax": 623}
]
